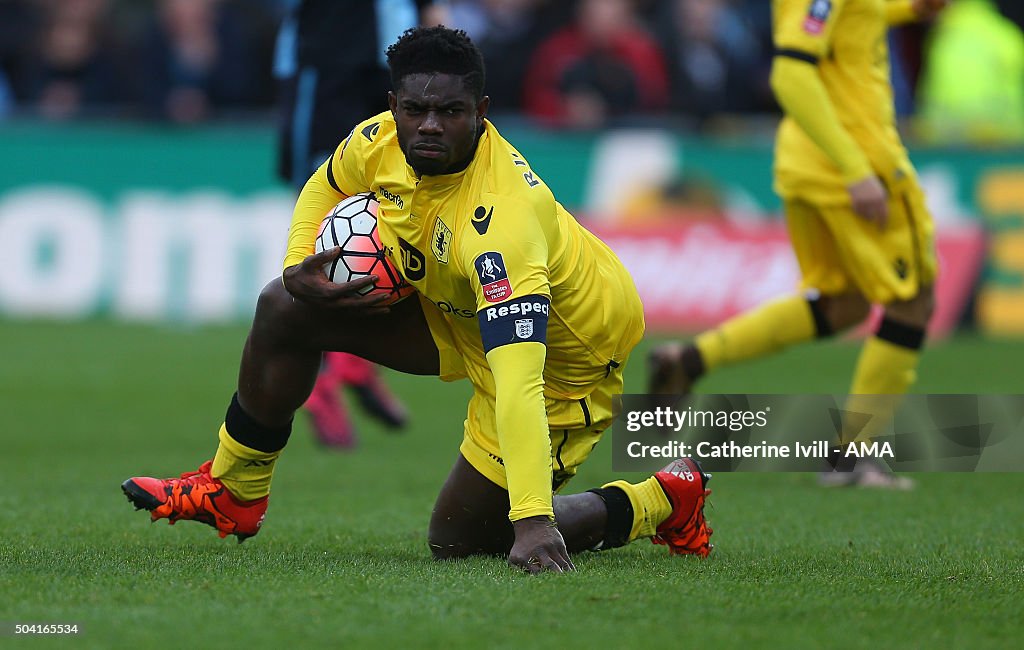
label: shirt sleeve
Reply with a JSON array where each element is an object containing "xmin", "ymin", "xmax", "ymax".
[
  {"xmin": 772, "ymin": 0, "xmax": 873, "ymax": 184},
  {"xmin": 459, "ymin": 196, "xmax": 555, "ymax": 521},
  {"xmin": 773, "ymin": 0, "xmax": 847, "ymax": 58},
  {"xmin": 282, "ymin": 127, "xmax": 370, "ymax": 269}
]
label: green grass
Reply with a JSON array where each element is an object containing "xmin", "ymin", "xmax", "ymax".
[{"xmin": 1, "ymin": 320, "xmax": 1022, "ymax": 648}]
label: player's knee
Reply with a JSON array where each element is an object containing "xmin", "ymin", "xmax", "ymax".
[
  {"xmin": 427, "ymin": 529, "xmax": 481, "ymax": 560},
  {"xmin": 428, "ymin": 539, "xmax": 471, "ymax": 561},
  {"xmin": 428, "ymin": 517, "xmax": 510, "ymax": 560},
  {"xmin": 885, "ymin": 285, "xmax": 935, "ymax": 329},
  {"xmin": 815, "ymin": 293, "xmax": 870, "ymax": 333},
  {"xmin": 252, "ymin": 280, "xmax": 306, "ymax": 343}
]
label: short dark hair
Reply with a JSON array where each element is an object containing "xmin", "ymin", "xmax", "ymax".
[{"xmin": 386, "ymin": 26, "xmax": 485, "ymax": 101}]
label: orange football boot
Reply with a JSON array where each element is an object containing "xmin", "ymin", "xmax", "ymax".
[{"xmin": 121, "ymin": 461, "xmax": 267, "ymax": 542}]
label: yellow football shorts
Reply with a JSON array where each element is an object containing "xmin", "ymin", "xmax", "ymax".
[
  {"xmin": 417, "ymin": 292, "xmax": 631, "ymax": 492},
  {"xmin": 458, "ymin": 362, "xmax": 625, "ymax": 494},
  {"xmin": 785, "ymin": 179, "xmax": 937, "ymax": 304}
]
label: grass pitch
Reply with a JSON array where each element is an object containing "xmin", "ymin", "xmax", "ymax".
[{"xmin": 1, "ymin": 319, "xmax": 1022, "ymax": 649}]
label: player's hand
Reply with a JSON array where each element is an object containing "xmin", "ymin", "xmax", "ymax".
[
  {"xmin": 282, "ymin": 247, "xmax": 391, "ymax": 314},
  {"xmin": 847, "ymin": 176, "xmax": 889, "ymax": 228},
  {"xmin": 508, "ymin": 516, "xmax": 576, "ymax": 575},
  {"xmin": 912, "ymin": 0, "xmax": 949, "ymax": 20}
]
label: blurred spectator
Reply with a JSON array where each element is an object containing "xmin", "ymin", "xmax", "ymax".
[
  {"xmin": 274, "ymin": 0, "xmax": 444, "ymax": 185},
  {"xmin": 523, "ymin": 0, "xmax": 669, "ymax": 129},
  {"xmin": 994, "ymin": 0, "xmax": 1024, "ymax": 30},
  {"xmin": 654, "ymin": 0, "xmax": 766, "ymax": 123},
  {"xmin": 0, "ymin": 0, "xmax": 42, "ymax": 111},
  {"xmin": 917, "ymin": 0, "xmax": 1024, "ymax": 144},
  {"xmin": 889, "ymin": 30, "xmax": 916, "ymax": 117},
  {"xmin": 16, "ymin": 0, "xmax": 129, "ymax": 120},
  {"xmin": 448, "ymin": 0, "xmax": 559, "ymax": 113},
  {"xmin": 0, "ymin": 69, "xmax": 12, "ymax": 118},
  {"xmin": 138, "ymin": 0, "xmax": 257, "ymax": 124}
]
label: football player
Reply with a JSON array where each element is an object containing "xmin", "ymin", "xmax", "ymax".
[
  {"xmin": 122, "ymin": 26, "xmax": 712, "ymax": 572},
  {"xmin": 649, "ymin": 0, "xmax": 949, "ymax": 488}
]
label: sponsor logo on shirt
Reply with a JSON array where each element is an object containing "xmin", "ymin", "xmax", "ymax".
[
  {"xmin": 378, "ymin": 186, "xmax": 404, "ymax": 209},
  {"xmin": 803, "ymin": 0, "xmax": 831, "ymax": 35},
  {"xmin": 430, "ymin": 298, "xmax": 474, "ymax": 318},
  {"xmin": 472, "ymin": 205, "xmax": 494, "ymax": 235},
  {"xmin": 474, "ymin": 252, "xmax": 512, "ymax": 303},
  {"xmin": 399, "ymin": 238, "xmax": 426, "ymax": 281}
]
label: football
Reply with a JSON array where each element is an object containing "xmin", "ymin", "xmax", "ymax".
[{"xmin": 315, "ymin": 192, "xmax": 414, "ymax": 303}]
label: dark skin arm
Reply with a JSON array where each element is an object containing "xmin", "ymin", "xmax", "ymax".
[
  {"xmin": 509, "ymin": 515, "xmax": 576, "ymax": 574},
  {"xmin": 282, "ymin": 246, "xmax": 392, "ymax": 315}
]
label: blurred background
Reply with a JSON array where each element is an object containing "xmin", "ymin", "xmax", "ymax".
[{"xmin": 0, "ymin": 0, "xmax": 1022, "ymax": 336}]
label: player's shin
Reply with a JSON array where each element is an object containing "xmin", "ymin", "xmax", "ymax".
[
  {"xmin": 211, "ymin": 393, "xmax": 292, "ymax": 501},
  {"xmin": 695, "ymin": 294, "xmax": 821, "ymax": 371},
  {"xmin": 842, "ymin": 316, "xmax": 925, "ymax": 443},
  {"xmin": 588, "ymin": 477, "xmax": 672, "ymax": 548}
]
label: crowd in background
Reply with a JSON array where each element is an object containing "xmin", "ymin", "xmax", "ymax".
[{"xmin": 0, "ymin": 0, "xmax": 1022, "ymax": 142}]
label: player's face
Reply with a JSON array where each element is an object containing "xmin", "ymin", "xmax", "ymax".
[{"xmin": 390, "ymin": 73, "xmax": 489, "ymax": 176}]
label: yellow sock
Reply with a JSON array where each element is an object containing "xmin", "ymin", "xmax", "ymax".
[
  {"xmin": 850, "ymin": 336, "xmax": 920, "ymax": 395},
  {"xmin": 842, "ymin": 336, "xmax": 921, "ymax": 443},
  {"xmin": 602, "ymin": 477, "xmax": 673, "ymax": 541},
  {"xmin": 695, "ymin": 295, "xmax": 817, "ymax": 372},
  {"xmin": 210, "ymin": 424, "xmax": 281, "ymax": 501}
]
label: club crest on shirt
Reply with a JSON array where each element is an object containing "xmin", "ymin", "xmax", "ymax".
[
  {"xmin": 474, "ymin": 251, "xmax": 512, "ymax": 303},
  {"xmin": 431, "ymin": 217, "xmax": 452, "ymax": 264},
  {"xmin": 803, "ymin": 0, "xmax": 831, "ymax": 35},
  {"xmin": 514, "ymin": 319, "xmax": 534, "ymax": 339}
]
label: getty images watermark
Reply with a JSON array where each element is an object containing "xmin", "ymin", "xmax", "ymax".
[{"xmin": 612, "ymin": 394, "xmax": 1024, "ymax": 473}]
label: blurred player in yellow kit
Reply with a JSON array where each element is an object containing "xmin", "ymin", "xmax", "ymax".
[
  {"xmin": 121, "ymin": 26, "xmax": 713, "ymax": 572},
  {"xmin": 650, "ymin": 0, "xmax": 949, "ymax": 488}
]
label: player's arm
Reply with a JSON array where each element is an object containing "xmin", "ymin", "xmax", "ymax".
[
  {"xmin": 281, "ymin": 130, "xmax": 386, "ymax": 309},
  {"xmin": 484, "ymin": 313, "xmax": 554, "ymax": 521},
  {"xmin": 772, "ymin": 0, "xmax": 888, "ymax": 224},
  {"xmin": 283, "ymin": 157, "xmax": 348, "ymax": 269},
  {"xmin": 482, "ymin": 302, "xmax": 574, "ymax": 573},
  {"xmin": 464, "ymin": 203, "xmax": 572, "ymax": 573}
]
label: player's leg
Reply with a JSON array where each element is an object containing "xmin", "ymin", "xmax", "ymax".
[
  {"xmin": 430, "ymin": 366, "xmax": 712, "ymax": 561},
  {"xmin": 428, "ymin": 453, "xmax": 712, "ymax": 560},
  {"xmin": 816, "ymin": 181, "xmax": 937, "ymax": 402},
  {"xmin": 303, "ymin": 351, "xmax": 409, "ymax": 448},
  {"xmin": 850, "ymin": 285, "xmax": 934, "ymax": 396},
  {"xmin": 649, "ymin": 198, "xmax": 870, "ymax": 394},
  {"xmin": 819, "ymin": 183, "xmax": 936, "ymax": 487},
  {"xmin": 304, "ymin": 353, "xmax": 358, "ymax": 448},
  {"xmin": 336, "ymin": 352, "xmax": 409, "ymax": 428},
  {"xmin": 122, "ymin": 279, "xmax": 439, "ymax": 540}
]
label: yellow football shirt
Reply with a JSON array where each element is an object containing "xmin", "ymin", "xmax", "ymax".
[
  {"xmin": 284, "ymin": 112, "xmax": 645, "ymax": 520},
  {"xmin": 773, "ymin": 0, "xmax": 918, "ymax": 204}
]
